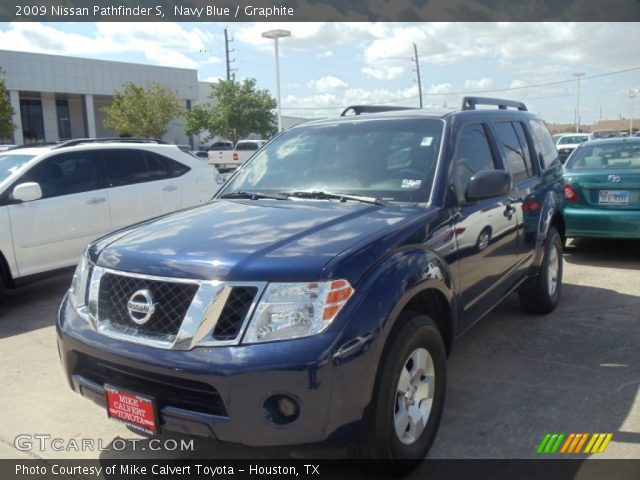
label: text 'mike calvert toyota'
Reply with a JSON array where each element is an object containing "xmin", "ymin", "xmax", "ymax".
[{"xmin": 57, "ymin": 98, "xmax": 566, "ymax": 461}]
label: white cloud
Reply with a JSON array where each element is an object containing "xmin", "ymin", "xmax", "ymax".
[
  {"xmin": 428, "ymin": 83, "xmax": 454, "ymax": 94},
  {"xmin": 318, "ymin": 50, "xmax": 334, "ymax": 58},
  {"xmin": 361, "ymin": 66, "xmax": 405, "ymax": 81},
  {"xmin": 0, "ymin": 22, "xmax": 214, "ymax": 69},
  {"xmin": 464, "ymin": 78, "xmax": 494, "ymax": 90},
  {"xmin": 308, "ymin": 75, "xmax": 349, "ymax": 93}
]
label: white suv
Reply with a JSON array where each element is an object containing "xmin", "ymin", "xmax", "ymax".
[{"xmin": 0, "ymin": 140, "xmax": 223, "ymax": 300}]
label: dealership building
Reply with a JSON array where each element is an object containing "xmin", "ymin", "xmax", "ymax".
[{"xmin": 1, "ymin": 49, "xmax": 306, "ymax": 147}]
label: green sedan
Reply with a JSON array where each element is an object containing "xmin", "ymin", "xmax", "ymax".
[{"xmin": 563, "ymin": 137, "xmax": 640, "ymax": 239}]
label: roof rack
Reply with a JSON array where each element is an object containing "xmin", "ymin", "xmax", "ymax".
[
  {"xmin": 461, "ymin": 97, "xmax": 528, "ymax": 111},
  {"xmin": 5, "ymin": 142, "xmax": 59, "ymax": 150},
  {"xmin": 340, "ymin": 105, "xmax": 416, "ymax": 117},
  {"xmin": 52, "ymin": 137, "xmax": 168, "ymax": 149}
]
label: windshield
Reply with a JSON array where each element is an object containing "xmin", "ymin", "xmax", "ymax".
[
  {"xmin": 558, "ymin": 135, "xmax": 589, "ymax": 145},
  {"xmin": 222, "ymin": 118, "xmax": 443, "ymax": 203},
  {"xmin": 0, "ymin": 154, "xmax": 35, "ymax": 183},
  {"xmin": 565, "ymin": 141, "xmax": 640, "ymax": 169}
]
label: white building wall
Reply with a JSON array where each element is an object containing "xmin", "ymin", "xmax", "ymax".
[{"xmin": 1, "ymin": 49, "xmax": 199, "ymax": 145}]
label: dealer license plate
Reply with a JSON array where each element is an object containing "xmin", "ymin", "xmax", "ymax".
[
  {"xmin": 599, "ymin": 190, "xmax": 629, "ymax": 205},
  {"xmin": 105, "ymin": 385, "xmax": 158, "ymax": 435}
]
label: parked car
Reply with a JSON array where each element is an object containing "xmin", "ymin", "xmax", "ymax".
[
  {"xmin": 57, "ymin": 98, "xmax": 565, "ymax": 464},
  {"xmin": 563, "ymin": 137, "xmax": 640, "ymax": 239},
  {"xmin": 208, "ymin": 139, "xmax": 267, "ymax": 172},
  {"xmin": 0, "ymin": 144, "xmax": 16, "ymax": 152},
  {"xmin": 555, "ymin": 133, "xmax": 590, "ymax": 164},
  {"xmin": 591, "ymin": 129, "xmax": 620, "ymax": 139},
  {"xmin": 0, "ymin": 139, "xmax": 223, "ymax": 302}
]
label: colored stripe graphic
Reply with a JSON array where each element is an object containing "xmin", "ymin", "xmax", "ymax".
[
  {"xmin": 538, "ymin": 433, "xmax": 613, "ymax": 454},
  {"xmin": 537, "ymin": 433, "xmax": 565, "ymax": 453},
  {"xmin": 585, "ymin": 433, "xmax": 614, "ymax": 454}
]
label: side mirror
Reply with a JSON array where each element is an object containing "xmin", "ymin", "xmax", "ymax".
[
  {"xmin": 12, "ymin": 182, "xmax": 43, "ymax": 202},
  {"xmin": 465, "ymin": 170, "xmax": 512, "ymax": 202}
]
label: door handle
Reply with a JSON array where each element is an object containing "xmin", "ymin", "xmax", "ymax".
[
  {"xmin": 163, "ymin": 185, "xmax": 178, "ymax": 192},
  {"xmin": 86, "ymin": 197, "xmax": 106, "ymax": 205}
]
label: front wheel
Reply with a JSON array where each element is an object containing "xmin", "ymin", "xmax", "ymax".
[
  {"xmin": 357, "ymin": 313, "xmax": 446, "ymax": 464},
  {"xmin": 519, "ymin": 227, "xmax": 563, "ymax": 314}
]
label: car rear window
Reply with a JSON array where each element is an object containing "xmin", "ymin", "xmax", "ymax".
[{"xmin": 565, "ymin": 141, "xmax": 640, "ymax": 169}]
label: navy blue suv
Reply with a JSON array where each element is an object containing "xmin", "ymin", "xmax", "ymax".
[{"xmin": 57, "ymin": 97, "xmax": 565, "ymax": 460}]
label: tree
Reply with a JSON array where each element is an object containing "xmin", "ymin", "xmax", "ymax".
[
  {"xmin": 102, "ymin": 82, "xmax": 184, "ymax": 138},
  {"xmin": 186, "ymin": 78, "xmax": 277, "ymax": 143},
  {"xmin": 0, "ymin": 68, "xmax": 16, "ymax": 140}
]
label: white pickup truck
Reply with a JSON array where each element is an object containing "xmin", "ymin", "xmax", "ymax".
[{"xmin": 208, "ymin": 139, "xmax": 266, "ymax": 172}]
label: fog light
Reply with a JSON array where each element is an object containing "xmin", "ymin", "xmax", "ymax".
[
  {"xmin": 263, "ymin": 394, "xmax": 301, "ymax": 425},
  {"xmin": 277, "ymin": 396, "xmax": 298, "ymax": 418}
]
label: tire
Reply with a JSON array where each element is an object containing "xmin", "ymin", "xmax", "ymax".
[
  {"xmin": 519, "ymin": 227, "xmax": 563, "ymax": 314},
  {"xmin": 475, "ymin": 227, "xmax": 492, "ymax": 251},
  {"xmin": 356, "ymin": 312, "xmax": 447, "ymax": 467}
]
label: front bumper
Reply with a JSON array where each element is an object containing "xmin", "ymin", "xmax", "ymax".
[
  {"xmin": 565, "ymin": 206, "xmax": 640, "ymax": 239},
  {"xmin": 56, "ymin": 295, "xmax": 376, "ymax": 447}
]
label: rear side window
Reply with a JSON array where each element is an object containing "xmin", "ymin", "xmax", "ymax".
[
  {"xmin": 151, "ymin": 152, "xmax": 190, "ymax": 177},
  {"xmin": 529, "ymin": 120, "xmax": 559, "ymax": 169},
  {"xmin": 453, "ymin": 123, "xmax": 497, "ymax": 201},
  {"xmin": 19, "ymin": 150, "xmax": 101, "ymax": 199},
  {"xmin": 102, "ymin": 149, "xmax": 174, "ymax": 187},
  {"xmin": 494, "ymin": 121, "xmax": 534, "ymax": 183},
  {"xmin": 235, "ymin": 142, "xmax": 260, "ymax": 151}
]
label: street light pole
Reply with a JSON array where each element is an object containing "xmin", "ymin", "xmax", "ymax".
[
  {"xmin": 262, "ymin": 29, "xmax": 291, "ymax": 133},
  {"xmin": 574, "ymin": 72, "xmax": 585, "ymax": 133}
]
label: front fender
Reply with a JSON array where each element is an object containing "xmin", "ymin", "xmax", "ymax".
[{"xmin": 327, "ymin": 248, "xmax": 455, "ymax": 431}]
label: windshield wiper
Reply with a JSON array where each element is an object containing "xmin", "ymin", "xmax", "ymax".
[
  {"xmin": 284, "ymin": 191, "xmax": 387, "ymax": 205},
  {"xmin": 220, "ymin": 191, "xmax": 289, "ymax": 201}
]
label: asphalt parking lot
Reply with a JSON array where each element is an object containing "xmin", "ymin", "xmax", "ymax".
[{"xmin": 0, "ymin": 238, "xmax": 638, "ymax": 467}]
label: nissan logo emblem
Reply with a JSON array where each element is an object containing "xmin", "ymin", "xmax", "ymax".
[
  {"xmin": 608, "ymin": 175, "xmax": 621, "ymax": 183},
  {"xmin": 126, "ymin": 289, "xmax": 156, "ymax": 325}
]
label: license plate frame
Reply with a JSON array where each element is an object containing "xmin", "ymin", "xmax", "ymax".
[
  {"xmin": 598, "ymin": 190, "xmax": 629, "ymax": 205},
  {"xmin": 105, "ymin": 384, "xmax": 159, "ymax": 435}
]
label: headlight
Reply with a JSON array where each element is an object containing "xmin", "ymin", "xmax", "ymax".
[
  {"xmin": 243, "ymin": 280, "xmax": 354, "ymax": 343},
  {"xmin": 68, "ymin": 249, "xmax": 93, "ymax": 320}
]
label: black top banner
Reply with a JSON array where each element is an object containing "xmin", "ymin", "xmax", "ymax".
[{"xmin": 2, "ymin": 0, "xmax": 640, "ymax": 22}]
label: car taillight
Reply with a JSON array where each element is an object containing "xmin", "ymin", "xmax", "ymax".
[
  {"xmin": 522, "ymin": 199, "xmax": 541, "ymax": 213},
  {"xmin": 233, "ymin": 152, "xmax": 239, "ymax": 161},
  {"xmin": 564, "ymin": 185, "xmax": 578, "ymax": 201}
]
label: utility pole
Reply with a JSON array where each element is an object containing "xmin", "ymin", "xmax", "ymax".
[
  {"xmin": 629, "ymin": 89, "xmax": 638, "ymax": 135},
  {"xmin": 224, "ymin": 28, "xmax": 235, "ymax": 81},
  {"xmin": 412, "ymin": 43, "xmax": 423, "ymax": 109},
  {"xmin": 573, "ymin": 72, "xmax": 585, "ymax": 133}
]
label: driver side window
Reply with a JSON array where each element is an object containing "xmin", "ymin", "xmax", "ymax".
[{"xmin": 452, "ymin": 123, "xmax": 497, "ymax": 202}]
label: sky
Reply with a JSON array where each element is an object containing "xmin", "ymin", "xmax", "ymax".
[{"xmin": 1, "ymin": 22, "xmax": 639, "ymax": 124}]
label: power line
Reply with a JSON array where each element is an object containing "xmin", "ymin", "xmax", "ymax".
[{"xmin": 280, "ymin": 65, "xmax": 640, "ymax": 110}]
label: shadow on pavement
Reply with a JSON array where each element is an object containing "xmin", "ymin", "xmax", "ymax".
[
  {"xmin": 0, "ymin": 271, "xmax": 72, "ymax": 339},
  {"xmin": 564, "ymin": 238, "xmax": 640, "ymax": 270}
]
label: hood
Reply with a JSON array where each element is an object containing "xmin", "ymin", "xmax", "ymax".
[{"xmin": 94, "ymin": 199, "xmax": 427, "ymax": 283}]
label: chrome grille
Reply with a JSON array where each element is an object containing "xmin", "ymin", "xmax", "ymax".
[
  {"xmin": 98, "ymin": 273, "xmax": 198, "ymax": 341},
  {"xmin": 89, "ymin": 267, "xmax": 265, "ymax": 349},
  {"xmin": 212, "ymin": 287, "xmax": 258, "ymax": 341}
]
